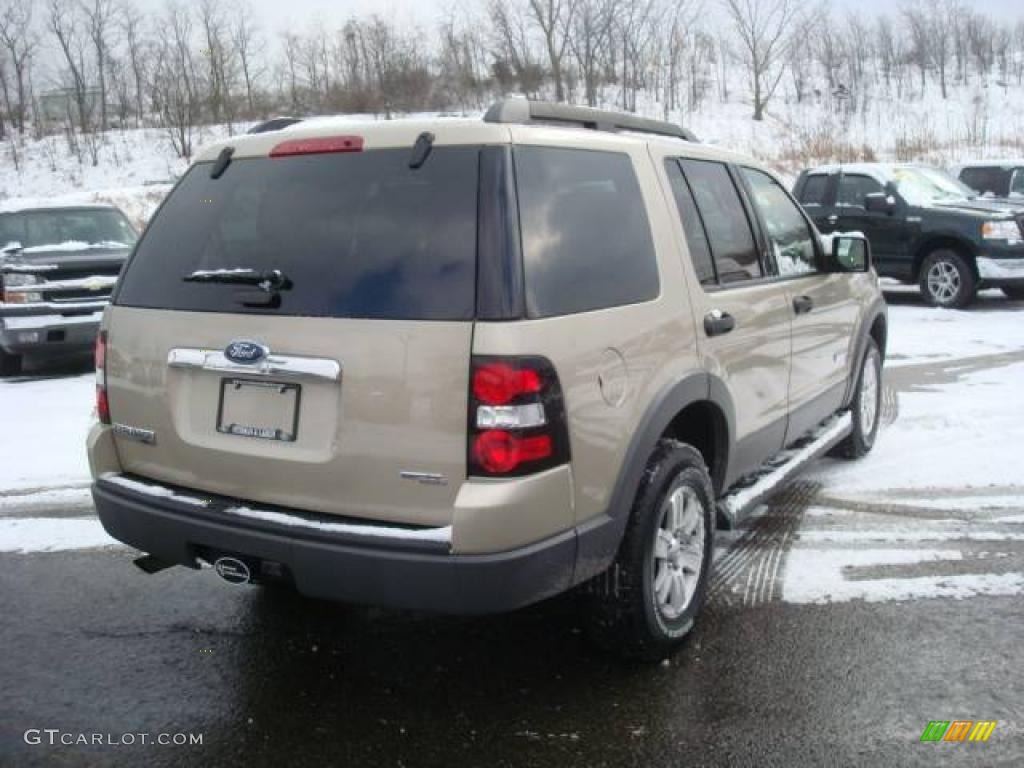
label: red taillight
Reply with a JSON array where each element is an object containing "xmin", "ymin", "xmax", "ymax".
[
  {"xmin": 95, "ymin": 331, "xmax": 110, "ymax": 424},
  {"xmin": 473, "ymin": 362, "xmax": 542, "ymax": 406},
  {"xmin": 468, "ymin": 356, "xmax": 569, "ymax": 477},
  {"xmin": 472, "ymin": 431, "xmax": 552, "ymax": 474},
  {"xmin": 269, "ymin": 135, "xmax": 364, "ymax": 158}
]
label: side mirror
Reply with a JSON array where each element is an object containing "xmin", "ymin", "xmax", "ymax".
[
  {"xmin": 1, "ymin": 241, "xmax": 23, "ymax": 255},
  {"xmin": 829, "ymin": 234, "xmax": 871, "ymax": 272},
  {"xmin": 864, "ymin": 192, "xmax": 895, "ymax": 214}
]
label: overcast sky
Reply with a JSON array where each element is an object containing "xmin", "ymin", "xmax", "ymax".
[{"xmin": 127, "ymin": 0, "xmax": 1021, "ymax": 38}]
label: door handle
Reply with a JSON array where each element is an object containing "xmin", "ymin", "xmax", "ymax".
[
  {"xmin": 704, "ymin": 309, "xmax": 736, "ymax": 337},
  {"xmin": 793, "ymin": 295, "xmax": 814, "ymax": 315}
]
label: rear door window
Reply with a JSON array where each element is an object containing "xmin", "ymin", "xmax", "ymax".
[
  {"xmin": 678, "ymin": 158, "xmax": 762, "ymax": 284},
  {"xmin": 514, "ymin": 146, "xmax": 659, "ymax": 317},
  {"xmin": 798, "ymin": 174, "xmax": 828, "ymax": 206},
  {"xmin": 116, "ymin": 147, "xmax": 480, "ymax": 320}
]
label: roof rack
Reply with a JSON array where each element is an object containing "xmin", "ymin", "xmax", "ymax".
[
  {"xmin": 247, "ymin": 117, "xmax": 304, "ymax": 135},
  {"xmin": 483, "ymin": 99, "xmax": 697, "ymax": 142}
]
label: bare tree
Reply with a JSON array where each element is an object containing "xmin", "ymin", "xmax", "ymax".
[
  {"xmin": 0, "ymin": 0, "xmax": 36, "ymax": 133},
  {"xmin": 722, "ymin": 0, "xmax": 807, "ymax": 120},
  {"xmin": 231, "ymin": 1, "xmax": 262, "ymax": 115},
  {"xmin": 525, "ymin": 0, "xmax": 576, "ymax": 101},
  {"xmin": 82, "ymin": 0, "xmax": 117, "ymax": 129}
]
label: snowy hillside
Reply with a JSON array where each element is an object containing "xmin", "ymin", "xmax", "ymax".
[{"xmin": 3, "ymin": 76, "xmax": 1023, "ymax": 230}]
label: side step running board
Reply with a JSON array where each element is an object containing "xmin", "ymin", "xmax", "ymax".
[{"xmin": 715, "ymin": 412, "xmax": 852, "ymax": 530}]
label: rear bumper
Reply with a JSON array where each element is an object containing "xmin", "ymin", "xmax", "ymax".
[
  {"xmin": 92, "ymin": 474, "xmax": 576, "ymax": 614},
  {"xmin": 0, "ymin": 310, "xmax": 102, "ymax": 355}
]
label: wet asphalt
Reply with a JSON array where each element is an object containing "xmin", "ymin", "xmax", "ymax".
[
  {"xmin": 2, "ymin": 548, "xmax": 1021, "ymax": 767},
  {"xmin": 3, "ymin": 294, "xmax": 1024, "ymax": 767}
]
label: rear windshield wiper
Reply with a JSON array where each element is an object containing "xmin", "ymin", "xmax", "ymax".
[{"xmin": 183, "ymin": 268, "xmax": 292, "ymax": 291}]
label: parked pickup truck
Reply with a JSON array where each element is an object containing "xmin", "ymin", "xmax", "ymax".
[
  {"xmin": 0, "ymin": 204, "xmax": 138, "ymax": 375},
  {"xmin": 794, "ymin": 163, "xmax": 1024, "ymax": 307}
]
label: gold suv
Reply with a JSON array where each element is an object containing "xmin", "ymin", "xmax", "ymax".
[{"xmin": 88, "ymin": 101, "xmax": 886, "ymax": 659}]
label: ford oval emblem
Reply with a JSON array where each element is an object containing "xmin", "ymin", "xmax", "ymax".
[
  {"xmin": 224, "ymin": 340, "xmax": 267, "ymax": 365},
  {"xmin": 213, "ymin": 556, "xmax": 251, "ymax": 585}
]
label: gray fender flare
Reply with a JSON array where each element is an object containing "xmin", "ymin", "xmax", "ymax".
[
  {"xmin": 572, "ymin": 372, "xmax": 736, "ymax": 585},
  {"xmin": 843, "ymin": 297, "xmax": 887, "ymax": 408}
]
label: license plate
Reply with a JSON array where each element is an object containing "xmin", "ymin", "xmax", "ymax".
[{"xmin": 217, "ymin": 378, "xmax": 300, "ymax": 442}]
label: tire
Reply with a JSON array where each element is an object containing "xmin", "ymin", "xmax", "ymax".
[
  {"xmin": 1002, "ymin": 286, "xmax": 1024, "ymax": 301},
  {"xmin": 918, "ymin": 249, "xmax": 977, "ymax": 308},
  {"xmin": 0, "ymin": 348, "xmax": 22, "ymax": 377},
  {"xmin": 584, "ymin": 440, "xmax": 714, "ymax": 661},
  {"xmin": 832, "ymin": 339, "xmax": 882, "ymax": 460}
]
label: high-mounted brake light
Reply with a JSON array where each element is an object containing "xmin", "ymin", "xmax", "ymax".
[
  {"xmin": 468, "ymin": 356, "xmax": 569, "ymax": 477},
  {"xmin": 269, "ymin": 135, "xmax": 364, "ymax": 158},
  {"xmin": 95, "ymin": 330, "xmax": 110, "ymax": 425}
]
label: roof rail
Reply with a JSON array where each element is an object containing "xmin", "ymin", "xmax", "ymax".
[
  {"xmin": 483, "ymin": 99, "xmax": 697, "ymax": 142},
  {"xmin": 247, "ymin": 117, "xmax": 303, "ymax": 135}
]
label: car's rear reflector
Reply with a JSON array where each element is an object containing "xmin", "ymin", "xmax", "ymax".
[{"xmin": 269, "ymin": 136, "xmax": 364, "ymax": 158}]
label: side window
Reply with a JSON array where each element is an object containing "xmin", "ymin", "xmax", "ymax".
[
  {"xmin": 798, "ymin": 174, "xmax": 828, "ymax": 206},
  {"xmin": 741, "ymin": 167, "xmax": 819, "ymax": 277},
  {"xmin": 664, "ymin": 160, "xmax": 716, "ymax": 286},
  {"xmin": 1009, "ymin": 169, "xmax": 1024, "ymax": 198},
  {"xmin": 678, "ymin": 158, "xmax": 762, "ymax": 284},
  {"xmin": 837, "ymin": 174, "xmax": 883, "ymax": 207},
  {"xmin": 515, "ymin": 146, "xmax": 660, "ymax": 317},
  {"xmin": 959, "ymin": 167, "xmax": 1010, "ymax": 197}
]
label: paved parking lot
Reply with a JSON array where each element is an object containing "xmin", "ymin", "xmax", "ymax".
[{"xmin": 2, "ymin": 291, "xmax": 1023, "ymax": 766}]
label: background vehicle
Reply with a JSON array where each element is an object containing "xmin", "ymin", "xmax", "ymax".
[
  {"xmin": 952, "ymin": 160, "xmax": 1024, "ymax": 202},
  {"xmin": 0, "ymin": 204, "xmax": 137, "ymax": 376},
  {"xmin": 88, "ymin": 102, "xmax": 886, "ymax": 659},
  {"xmin": 794, "ymin": 163, "xmax": 1024, "ymax": 307}
]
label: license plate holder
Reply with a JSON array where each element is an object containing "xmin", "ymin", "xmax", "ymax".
[{"xmin": 217, "ymin": 378, "xmax": 300, "ymax": 442}]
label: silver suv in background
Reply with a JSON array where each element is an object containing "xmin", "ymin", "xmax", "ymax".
[{"xmin": 0, "ymin": 204, "xmax": 138, "ymax": 376}]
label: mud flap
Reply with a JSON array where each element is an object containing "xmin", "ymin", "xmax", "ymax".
[{"xmin": 715, "ymin": 412, "xmax": 852, "ymax": 530}]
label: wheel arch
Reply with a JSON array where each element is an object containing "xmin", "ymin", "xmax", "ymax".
[
  {"xmin": 912, "ymin": 234, "xmax": 978, "ymax": 281},
  {"xmin": 844, "ymin": 297, "xmax": 887, "ymax": 408},
  {"xmin": 572, "ymin": 373, "xmax": 735, "ymax": 585}
]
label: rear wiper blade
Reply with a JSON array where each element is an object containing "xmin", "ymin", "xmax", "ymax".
[{"xmin": 183, "ymin": 268, "xmax": 292, "ymax": 291}]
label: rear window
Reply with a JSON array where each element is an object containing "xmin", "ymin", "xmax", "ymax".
[
  {"xmin": 514, "ymin": 147, "xmax": 659, "ymax": 317},
  {"xmin": 116, "ymin": 147, "xmax": 479, "ymax": 320},
  {"xmin": 958, "ymin": 166, "xmax": 1011, "ymax": 197}
]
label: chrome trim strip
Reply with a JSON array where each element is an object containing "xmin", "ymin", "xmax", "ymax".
[
  {"xmin": 1, "ymin": 311, "xmax": 103, "ymax": 330},
  {"xmin": 167, "ymin": 347, "xmax": 341, "ymax": 382},
  {"xmin": 0, "ymin": 300, "xmax": 110, "ymax": 316},
  {"xmin": 4, "ymin": 275, "xmax": 119, "ymax": 293}
]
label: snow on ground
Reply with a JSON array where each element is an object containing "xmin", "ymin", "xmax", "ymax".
[{"xmin": 0, "ymin": 373, "xmax": 95, "ymax": 493}]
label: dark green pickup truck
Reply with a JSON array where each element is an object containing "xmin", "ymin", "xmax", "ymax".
[{"xmin": 793, "ymin": 163, "xmax": 1024, "ymax": 308}]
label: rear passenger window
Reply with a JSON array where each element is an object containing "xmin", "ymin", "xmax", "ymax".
[
  {"xmin": 515, "ymin": 147, "xmax": 659, "ymax": 317},
  {"xmin": 678, "ymin": 159, "xmax": 762, "ymax": 284},
  {"xmin": 798, "ymin": 174, "xmax": 828, "ymax": 206},
  {"xmin": 664, "ymin": 160, "xmax": 715, "ymax": 286},
  {"xmin": 837, "ymin": 175, "xmax": 883, "ymax": 207}
]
